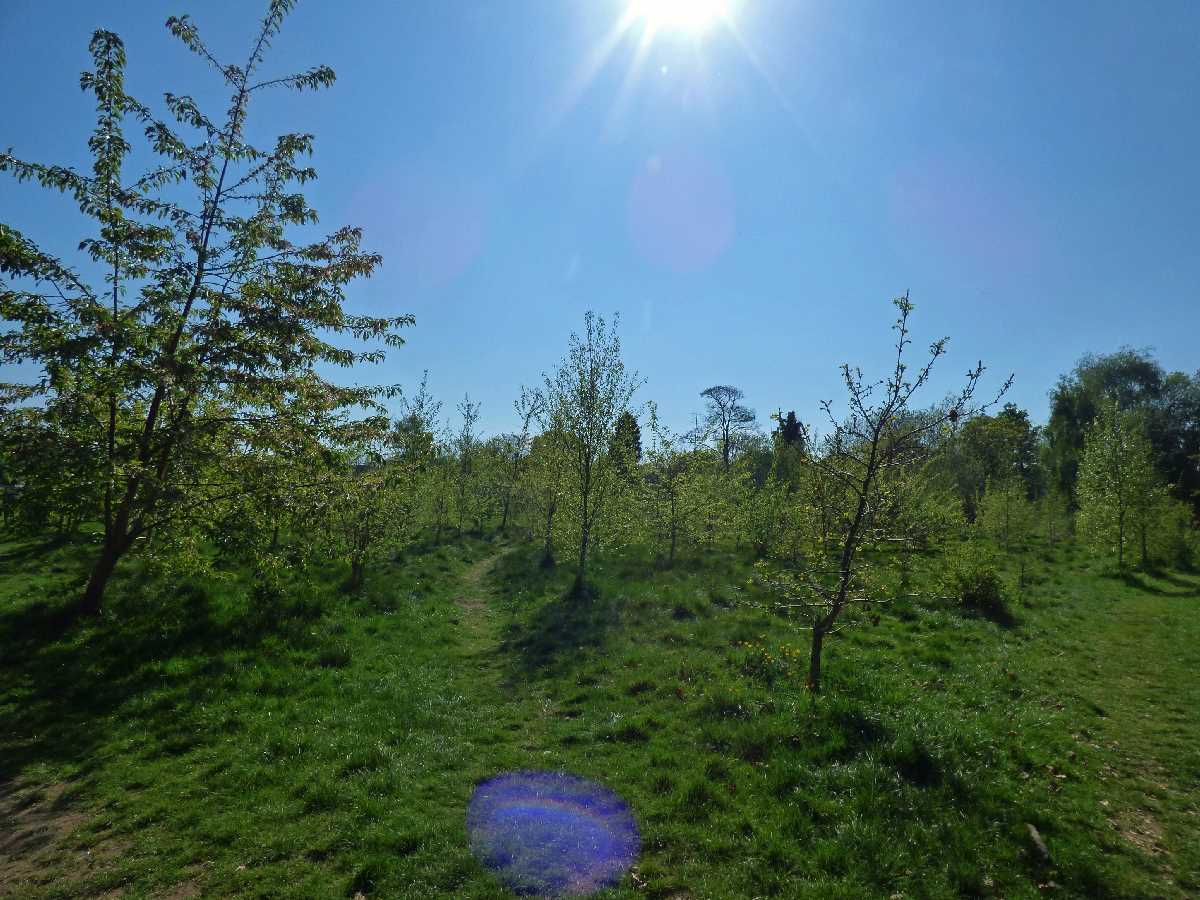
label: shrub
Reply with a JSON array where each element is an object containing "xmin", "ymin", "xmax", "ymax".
[{"xmin": 942, "ymin": 541, "xmax": 1010, "ymax": 621}]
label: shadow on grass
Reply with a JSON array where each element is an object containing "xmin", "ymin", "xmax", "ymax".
[
  {"xmin": 501, "ymin": 591, "xmax": 623, "ymax": 677},
  {"xmin": 0, "ymin": 564, "xmax": 329, "ymax": 783},
  {"xmin": 1116, "ymin": 570, "xmax": 1200, "ymax": 598},
  {"xmin": 490, "ymin": 546, "xmax": 624, "ymax": 676}
]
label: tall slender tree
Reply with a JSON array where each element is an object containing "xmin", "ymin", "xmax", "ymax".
[{"xmin": 532, "ymin": 312, "xmax": 642, "ymax": 596}]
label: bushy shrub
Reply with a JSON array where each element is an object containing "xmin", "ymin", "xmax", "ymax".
[{"xmin": 942, "ymin": 541, "xmax": 1010, "ymax": 621}]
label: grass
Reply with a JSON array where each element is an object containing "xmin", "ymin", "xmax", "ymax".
[{"xmin": 1, "ymin": 530, "xmax": 1197, "ymax": 898}]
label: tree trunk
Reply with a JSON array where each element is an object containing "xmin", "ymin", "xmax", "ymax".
[
  {"xmin": 349, "ymin": 558, "xmax": 365, "ymax": 593},
  {"xmin": 541, "ymin": 502, "xmax": 556, "ymax": 566},
  {"xmin": 807, "ymin": 624, "xmax": 825, "ymax": 693},
  {"xmin": 574, "ymin": 523, "xmax": 590, "ymax": 596},
  {"xmin": 1140, "ymin": 523, "xmax": 1148, "ymax": 568},
  {"xmin": 80, "ymin": 538, "xmax": 123, "ymax": 616}
]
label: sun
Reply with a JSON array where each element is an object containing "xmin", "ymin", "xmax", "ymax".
[{"xmin": 628, "ymin": 0, "xmax": 732, "ymax": 33}]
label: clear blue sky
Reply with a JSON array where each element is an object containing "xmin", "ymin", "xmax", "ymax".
[{"xmin": 3, "ymin": 1, "xmax": 1198, "ymax": 437}]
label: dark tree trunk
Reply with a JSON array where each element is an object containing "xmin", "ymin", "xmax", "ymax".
[
  {"xmin": 541, "ymin": 501, "xmax": 556, "ymax": 566},
  {"xmin": 573, "ymin": 524, "xmax": 590, "ymax": 597},
  {"xmin": 80, "ymin": 538, "xmax": 123, "ymax": 616},
  {"xmin": 807, "ymin": 624, "xmax": 825, "ymax": 693}
]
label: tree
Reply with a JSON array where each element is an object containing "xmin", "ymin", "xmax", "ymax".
[
  {"xmin": 496, "ymin": 392, "xmax": 537, "ymax": 534},
  {"xmin": 941, "ymin": 403, "xmax": 1042, "ymax": 520},
  {"xmin": 757, "ymin": 295, "xmax": 1009, "ymax": 693},
  {"xmin": 523, "ymin": 429, "xmax": 570, "ymax": 566},
  {"xmin": 1, "ymin": 6, "xmax": 410, "ymax": 615},
  {"xmin": 611, "ymin": 411, "xmax": 642, "ymax": 481},
  {"xmin": 453, "ymin": 395, "xmax": 481, "ymax": 534},
  {"xmin": 976, "ymin": 475, "xmax": 1036, "ymax": 553},
  {"xmin": 700, "ymin": 385, "xmax": 757, "ymax": 471},
  {"xmin": 1076, "ymin": 396, "xmax": 1163, "ymax": 569},
  {"xmin": 642, "ymin": 404, "xmax": 709, "ymax": 566},
  {"xmin": 1044, "ymin": 349, "xmax": 1200, "ymax": 511},
  {"xmin": 778, "ymin": 410, "xmax": 803, "ymax": 448},
  {"xmin": 532, "ymin": 312, "xmax": 642, "ymax": 596}
]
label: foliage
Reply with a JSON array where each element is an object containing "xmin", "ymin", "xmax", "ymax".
[
  {"xmin": 1076, "ymin": 397, "xmax": 1165, "ymax": 569},
  {"xmin": 756, "ymin": 294, "xmax": 1010, "ymax": 692},
  {"xmin": 1046, "ymin": 348, "xmax": 1200, "ymax": 514},
  {"xmin": 0, "ymin": 5, "xmax": 410, "ymax": 615},
  {"xmin": 699, "ymin": 384, "xmax": 757, "ymax": 471},
  {"xmin": 529, "ymin": 312, "xmax": 642, "ymax": 595},
  {"xmin": 941, "ymin": 539, "xmax": 1010, "ymax": 621},
  {"xmin": 976, "ymin": 475, "xmax": 1037, "ymax": 553}
]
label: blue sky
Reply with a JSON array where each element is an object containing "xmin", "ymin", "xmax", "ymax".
[{"xmin": 2, "ymin": 1, "xmax": 1198, "ymax": 437}]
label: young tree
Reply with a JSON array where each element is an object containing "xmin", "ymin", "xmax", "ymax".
[
  {"xmin": 1077, "ymin": 396, "xmax": 1163, "ymax": 568},
  {"xmin": 1, "ymin": 6, "xmax": 411, "ymax": 615},
  {"xmin": 642, "ymin": 404, "xmax": 709, "ymax": 566},
  {"xmin": 523, "ymin": 429, "xmax": 570, "ymax": 566},
  {"xmin": 976, "ymin": 475, "xmax": 1036, "ymax": 553},
  {"xmin": 758, "ymin": 295, "xmax": 1009, "ymax": 693},
  {"xmin": 611, "ymin": 410, "xmax": 643, "ymax": 482},
  {"xmin": 700, "ymin": 385, "xmax": 756, "ymax": 471},
  {"xmin": 532, "ymin": 312, "xmax": 642, "ymax": 596},
  {"xmin": 1038, "ymin": 488, "xmax": 1072, "ymax": 548},
  {"xmin": 497, "ymin": 392, "xmax": 537, "ymax": 534},
  {"xmin": 453, "ymin": 395, "xmax": 482, "ymax": 534}
]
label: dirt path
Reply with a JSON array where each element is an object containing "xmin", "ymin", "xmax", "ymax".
[
  {"xmin": 453, "ymin": 547, "xmax": 513, "ymax": 648},
  {"xmin": 450, "ymin": 546, "xmax": 559, "ymax": 762}
]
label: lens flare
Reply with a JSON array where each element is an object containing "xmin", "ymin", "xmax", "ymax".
[{"xmin": 467, "ymin": 771, "xmax": 640, "ymax": 897}]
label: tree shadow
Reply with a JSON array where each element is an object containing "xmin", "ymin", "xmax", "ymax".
[
  {"xmin": 1116, "ymin": 570, "xmax": 1199, "ymax": 597},
  {"xmin": 0, "ymin": 568, "xmax": 327, "ymax": 783},
  {"xmin": 499, "ymin": 590, "xmax": 622, "ymax": 677}
]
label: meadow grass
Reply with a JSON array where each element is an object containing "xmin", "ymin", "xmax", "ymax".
[{"xmin": 0, "ymin": 531, "xmax": 1197, "ymax": 898}]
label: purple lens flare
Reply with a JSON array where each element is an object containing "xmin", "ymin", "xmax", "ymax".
[{"xmin": 467, "ymin": 771, "xmax": 641, "ymax": 897}]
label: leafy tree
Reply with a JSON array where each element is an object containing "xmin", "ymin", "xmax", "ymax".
[
  {"xmin": 532, "ymin": 312, "xmax": 642, "ymax": 595},
  {"xmin": 941, "ymin": 403, "xmax": 1042, "ymax": 519},
  {"xmin": 496, "ymin": 392, "xmax": 537, "ymax": 534},
  {"xmin": 976, "ymin": 475, "xmax": 1036, "ymax": 553},
  {"xmin": 453, "ymin": 395, "xmax": 482, "ymax": 534},
  {"xmin": 0, "ymin": 6, "xmax": 410, "ymax": 615},
  {"xmin": 1076, "ymin": 396, "xmax": 1163, "ymax": 569},
  {"xmin": 611, "ymin": 410, "xmax": 643, "ymax": 481},
  {"xmin": 700, "ymin": 385, "xmax": 756, "ymax": 471},
  {"xmin": 1037, "ymin": 488, "xmax": 1073, "ymax": 548},
  {"xmin": 312, "ymin": 435, "xmax": 406, "ymax": 593},
  {"xmin": 757, "ymin": 295, "xmax": 1009, "ymax": 692},
  {"xmin": 522, "ymin": 429, "xmax": 570, "ymax": 566},
  {"xmin": 1044, "ymin": 349, "xmax": 1200, "ymax": 514},
  {"xmin": 642, "ymin": 404, "xmax": 709, "ymax": 566}
]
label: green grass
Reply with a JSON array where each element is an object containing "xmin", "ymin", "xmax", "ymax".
[{"xmin": 1, "ymin": 532, "xmax": 1197, "ymax": 898}]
